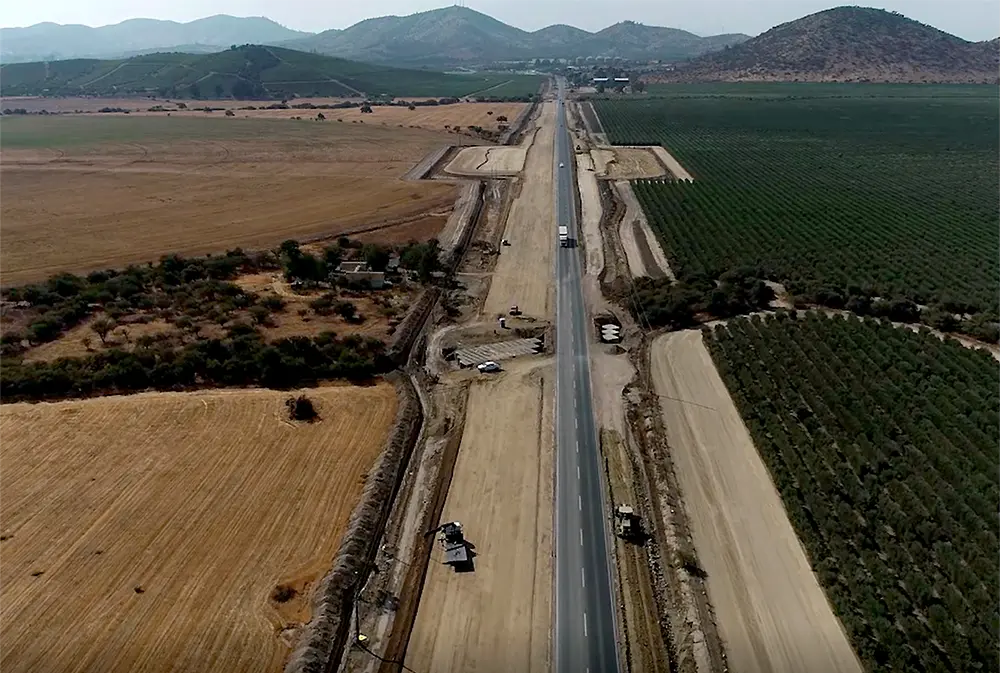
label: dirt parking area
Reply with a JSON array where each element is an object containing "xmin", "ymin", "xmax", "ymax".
[
  {"xmin": 445, "ymin": 145, "xmax": 527, "ymax": 176},
  {"xmin": 405, "ymin": 360, "xmax": 554, "ymax": 673},
  {"xmin": 482, "ymin": 102, "xmax": 556, "ymax": 320},
  {"xmin": 650, "ymin": 330, "xmax": 862, "ymax": 673},
  {"xmin": 0, "ymin": 384, "xmax": 398, "ymax": 673},
  {"xmin": 0, "ymin": 115, "xmax": 457, "ymax": 285},
  {"xmin": 590, "ymin": 147, "xmax": 666, "ymax": 179}
]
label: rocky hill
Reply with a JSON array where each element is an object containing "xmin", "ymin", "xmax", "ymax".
[
  {"xmin": 659, "ymin": 7, "xmax": 999, "ymax": 83},
  {"xmin": 0, "ymin": 16, "xmax": 310, "ymax": 63},
  {"xmin": 284, "ymin": 7, "xmax": 749, "ymax": 65}
]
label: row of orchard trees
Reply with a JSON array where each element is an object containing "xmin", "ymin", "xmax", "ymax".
[
  {"xmin": 592, "ymin": 96, "xmax": 1000, "ymax": 340},
  {"xmin": 705, "ymin": 312, "xmax": 998, "ymax": 673}
]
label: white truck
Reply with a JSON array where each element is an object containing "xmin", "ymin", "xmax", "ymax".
[{"xmin": 559, "ymin": 225, "xmax": 570, "ymax": 247}]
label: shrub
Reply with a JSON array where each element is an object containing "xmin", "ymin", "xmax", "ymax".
[{"xmin": 286, "ymin": 395, "xmax": 319, "ymax": 422}]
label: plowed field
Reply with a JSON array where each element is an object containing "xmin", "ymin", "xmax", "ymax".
[{"xmin": 0, "ymin": 385, "xmax": 397, "ymax": 673}]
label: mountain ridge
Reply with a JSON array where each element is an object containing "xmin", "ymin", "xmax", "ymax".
[
  {"xmin": 2, "ymin": 7, "xmax": 750, "ymax": 65},
  {"xmin": 658, "ymin": 6, "xmax": 1000, "ymax": 83},
  {"xmin": 0, "ymin": 15, "xmax": 311, "ymax": 63},
  {"xmin": 0, "ymin": 44, "xmax": 542, "ymax": 99},
  {"xmin": 283, "ymin": 8, "xmax": 750, "ymax": 64}
]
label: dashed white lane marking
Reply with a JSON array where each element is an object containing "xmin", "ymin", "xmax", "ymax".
[
  {"xmin": 580, "ymin": 528, "xmax": 584, "ymax": 546},
  {"xmin": 583, "ymin": 612, "xmax": 588, "ymax": 638},
  {"xmin": 578, "ymin": 495, "xmax": 582, "ymax": 511},
  {"xmin": 574, "ymin": 417, "xmax": 578, "ymax": 429},
  {"xmin": 581, "ymin": 567, "xmax": 586, "ymax": 587},
  {"xmin": 577, "ymin": 465, "xmax": 580, "ymax": 479}
]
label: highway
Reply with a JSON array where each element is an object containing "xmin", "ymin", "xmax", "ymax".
[{"xmin": 552, "ymin": 78, "xmax": 621, "ymax": 673}]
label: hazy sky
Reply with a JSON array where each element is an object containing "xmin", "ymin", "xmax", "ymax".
[{"xmin": 3, "ymin": 0, "xmax": 999, "ymax": 41}]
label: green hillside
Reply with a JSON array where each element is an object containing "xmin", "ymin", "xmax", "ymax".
[{"xmin": 0, "ymin": 45, "xmax": 543, "ymax": 99}]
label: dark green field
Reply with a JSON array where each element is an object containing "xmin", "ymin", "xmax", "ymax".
[
  {"xmin": 593, "ymin": 86, "xmax": 1000, "ymax": 334},
  {"xmin": 707, "ymin": 312, "xmax": 999, "ymax": 673}
]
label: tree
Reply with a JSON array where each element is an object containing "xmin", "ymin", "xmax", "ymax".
[
  {"xmin": 91, "ymin": 317, "xmax": 116, "ymax": 345},
  {"xmin": 497, "ymin": 114, "xmax": 508, "ymax": 122},
  {"xmin": 225, "ymin": 109, "xmax": 235, "ymax": 117},
  {"xmin": 323, "ymin": 244, "xmax": 343, "ymax": 271},
  {"xmin": 316, "ymin": 112, "xmax": 325, "ymax": 120},
  {"xmin": 335, "ymin": 301, "xmax": 359, "ymax": 322},
  {"xmin": 360, "ymin": 104, "xmax": 373, "ymax": 113},
  {"xmin": 363, "ymin": 244, "xmax": 390, "ymax": 272},
  {"xmin": 408, "ymin": 104, "xmax": 416, "ymax": 111}
]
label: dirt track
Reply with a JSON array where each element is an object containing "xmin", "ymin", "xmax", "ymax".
[
  {"xmin": 405, "ymin": 361, "xmax": 554, "ymax": 673},
  {"xmin": 482, "ymin": 103, "xmax": 556, "ymax": 319},
  {"xmin": 650, "ymin": 331, "xmax": 862, "ymax": 673}
]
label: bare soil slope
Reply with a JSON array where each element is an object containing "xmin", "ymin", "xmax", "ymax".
[
  {"xmin": 0, "ymin": 385, "xmax": 397, "ymax": 673},
  {"xmin": 0, "ymin": 116, "xmax": 457, "ymax": 284},
  {"xmin": 650, "ymin": 330, "xmax": 862, "ymax": 673},
  {"xmin": 406, "ymin": 361, "xmax": 554, "ymax": 673}
]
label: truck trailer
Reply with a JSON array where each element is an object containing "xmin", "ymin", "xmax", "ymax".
[{"xmin": 559, "ymin": 225, "xmax": 570, "ymax": 247}]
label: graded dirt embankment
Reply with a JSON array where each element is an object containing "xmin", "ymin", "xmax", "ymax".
[
  {"xmin": 482, "ymin": 102, "xmax": 557, "ymax": 320},
  {"xmin": 614, "ymin": 181, "xmax": 673, "ymax": 280},
  {"xmin": 445, "ymin": 146, "xmax": 527, "ymax": 177},
  {"xmin": 0, "ymin": 385, "xmax": 398, "ymax": 673},
  {"xmin": 405, "ymin": 360, "xmax": 554, "ymax": 673},
  {"xmin": 650, "ymin": 331, "xmax": 862, "ymax": 673},
  {"xmin": 590, "ymin": 147, "xmax": 666, "ymax": 179}
]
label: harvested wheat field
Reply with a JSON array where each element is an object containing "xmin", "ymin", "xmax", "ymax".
[
  {"xmin": 233, "ymin": 101, "xmax": 526, "ymax": 129},
  {"xmin": 406, "ymin": 359, "xmax": 554, "ymax": 673},
  {"xmin": 651, "ymin": 331, "xmax": 862, "ymax": 673},
  {"xmin": 0, "ymin": 384, "xmax": 397, "ymax": 673},
  {"xmin": 0, "ymin": 115, "xmax": 458, "ymax": 285},
  {"xmin": 445, "ymin": 145, "xmax": 527, "ymax": 176}
]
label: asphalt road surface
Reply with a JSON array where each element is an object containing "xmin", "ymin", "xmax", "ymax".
[{"xmin": 553, "ymin": 78, "xmax": 621, "ymax": 673}]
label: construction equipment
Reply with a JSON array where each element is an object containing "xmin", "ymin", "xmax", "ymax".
[
  {"xmin": 614, "ymin": 505, "xmax": 637, "ymax": 540},
  {"xmin": 509, "ymin": 305, "xmax": 522, "ymax": 316},
  {"xmin": 425, "ymin": 521, "xmax": 472, "ymax": 570}
]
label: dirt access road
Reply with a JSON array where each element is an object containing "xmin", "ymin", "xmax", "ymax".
[
  {"xmin": 404, "ymin": 102, "xmax": 559, "ymax": 673},
  {"xmin": 405, "ymin": 360, "xmax": 554, "ymax": 673},
  {"xmin": 482, "ymin": 102, "xmax": 557, "ymax": 320},
  {"xmin": 651, "ymin": 331, "xmax": 862, "ymax": 673}
]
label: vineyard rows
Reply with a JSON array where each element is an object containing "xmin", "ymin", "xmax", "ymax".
[
  {"xmin": 593, "ymin": 94, "xmax": 999, "ymax": 317},
  {"xmin": 705, "ymin": 312, "xmax": 999, "ymax": 672}
]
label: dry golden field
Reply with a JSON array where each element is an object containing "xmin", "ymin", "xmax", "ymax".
[
  {"xmin": 0, "ymin": 115, "xmax": 458, "ymax": 285},
  {"xmin": 0, "ymin": 384, "xmax": 397, "ymax": 673}
]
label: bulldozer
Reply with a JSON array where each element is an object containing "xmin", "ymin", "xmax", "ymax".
[{"xmin": 614, "ymin": 504, "xmax": 637, "ymax": 540}]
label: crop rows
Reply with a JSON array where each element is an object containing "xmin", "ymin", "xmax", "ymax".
[
  {"xmin": 705, "ymin": 312, "xmax": 999, "ymax": 672},
  {"xmin": 593, "ymin": 93, "xmax": 1000, "ymax": 316}
]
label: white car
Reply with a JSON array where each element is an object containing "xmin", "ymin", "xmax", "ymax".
[
  {"xmin": 477, "ymin": 361, "xmax": 502, "ymax": 373},
  {"xmin": 559, "ymin": 162, "xmax": 565, "ymax": 168}
]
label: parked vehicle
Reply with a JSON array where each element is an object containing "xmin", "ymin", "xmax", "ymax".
[{"xmin": 477, "ymin": 361, "xmax": 502, "ymax": 373}]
